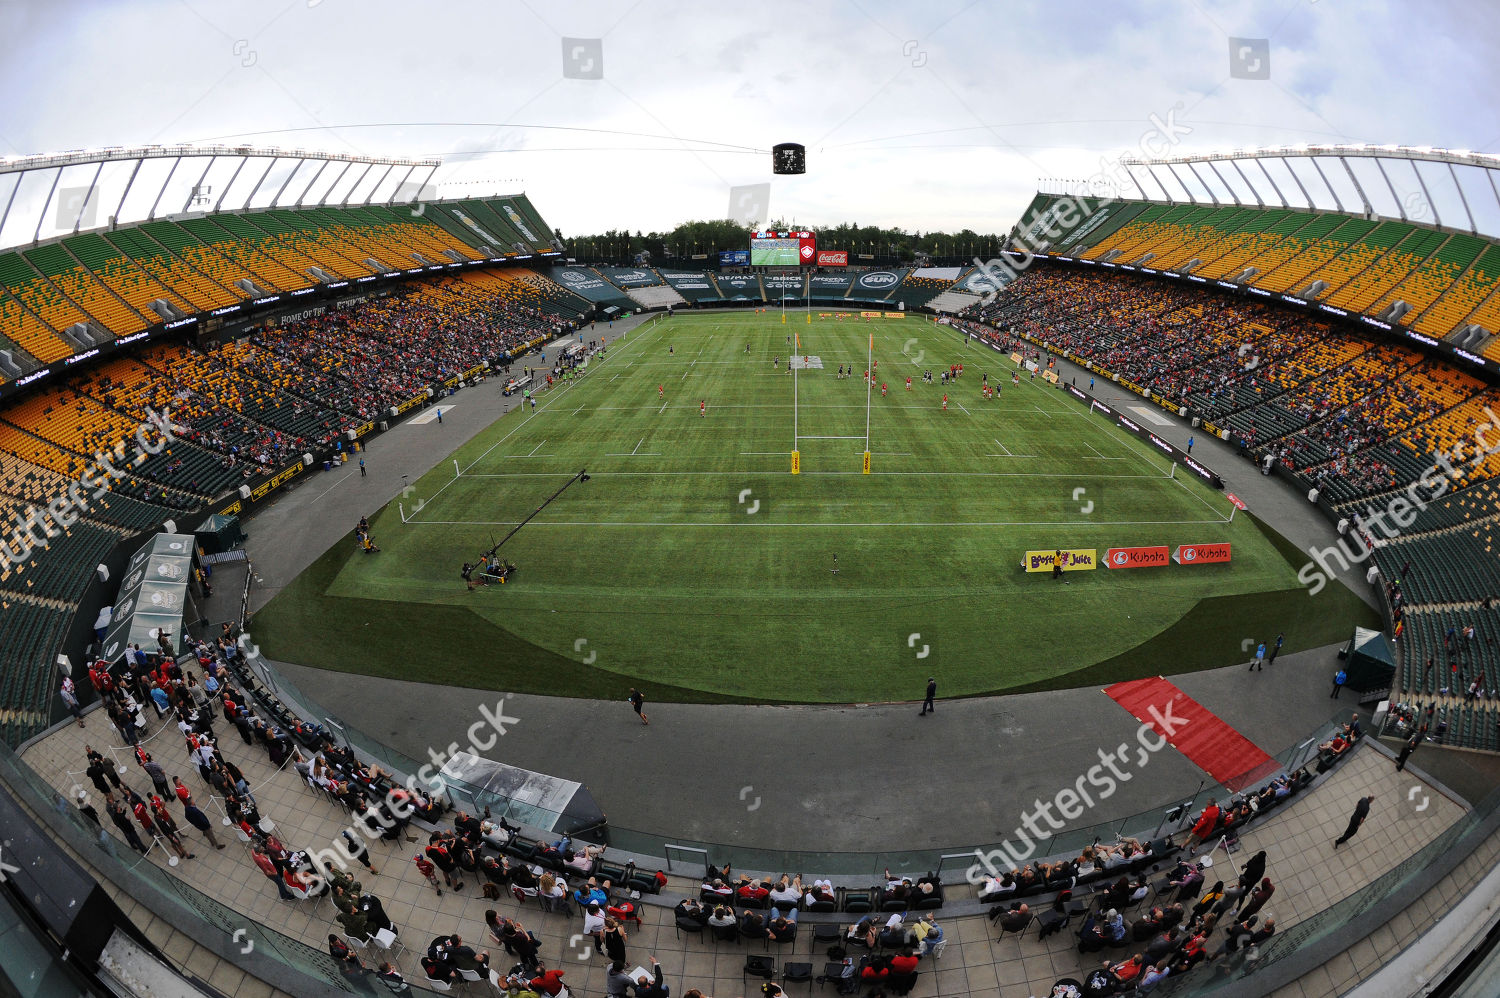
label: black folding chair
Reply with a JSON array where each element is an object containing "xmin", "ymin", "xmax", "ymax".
[
  {"xmin": 744, "ymin": 954, "xmax": 775, "ymax": 987},
  {"xmin": 811, "ymin": 923, "xmax": 842, "ymax": 953},
  {"xmin": 783, "ymin": 962, "xmax": 814, "ymax": 989}
]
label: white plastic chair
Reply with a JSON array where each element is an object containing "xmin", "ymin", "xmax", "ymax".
[
  {"xmin": 373, "ymin": 926, "xmax": 403, "ymax": 957},
  {"xmin": 422, "ymin": 976, "xmax": 453, "ymax": 992}
]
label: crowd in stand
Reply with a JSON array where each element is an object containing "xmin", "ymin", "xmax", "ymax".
[
  {"xmin": 0, "ymin": 275, "xmax": 568, "ymax": 507},
  {"xmin": 257, "ymin": 287, "xmax": 560, "ymax": 420},
  {"xmin": 960, "ymin": 267, "xmax": 1490, "ymax": 501}
]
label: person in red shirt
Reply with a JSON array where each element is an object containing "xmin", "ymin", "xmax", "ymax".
[
  {"xmin": 889, "ymin": 948, "xmax": 919, "ymax": 975},
  {"xmin": 1187, "ymin": 798, "xmax": 1221, "ymax": 848},
  {"xmin": 528, "ymin": 964, "xmax": 567, "ymax": 997},
  {"xmin": 413, "ymin": 853, "xmax": 443, "ymax": 896},
  {"xmin": 252, "ymin": 846, "xmax": 295, "ymax": 900},
  {"xmin": 737, "ymin": 878, "xmax": 770, "ymax": 902}
]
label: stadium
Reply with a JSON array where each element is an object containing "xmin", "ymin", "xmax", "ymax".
[{"xmin": 2, "ymin": 3, "xmax": 1499, "ymax": 998}]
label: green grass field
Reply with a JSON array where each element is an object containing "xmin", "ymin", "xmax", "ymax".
[{"xmin": 255, "ymin": 312, "xmax": 1377, "ymax": 702}]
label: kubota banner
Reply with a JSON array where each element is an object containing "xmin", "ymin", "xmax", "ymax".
[
  {"xmin": 1173, "ymin": 543, "xmax": 1232, "ymax": 565},
  {"xmin": 1105, "ymin": 546, "xmax": 1171, "ymax": 569}
]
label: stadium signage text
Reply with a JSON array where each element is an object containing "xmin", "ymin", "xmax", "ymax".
[
  {"xmin": 857, "ymin": 271, "xmax": 900, "ymax": 289},
  {"xmin": 1105, "ymin": 546, "xmax": 1170, "ymax": 569},
  {"xmin": 816, "ymin": 250, "xmax": 848, "ymax": 266},
  {"xmin": 64, "ymin": 348, "xmax": 100, "ymax": 366},
  {"xmin": 250, "ymin": 462, "xmax": 303, "ymax": 502},
  {"xmin": 1172, "ymin": 543, "xmax": 1231, "ymax": 565},
  {"xmin": 1024, "ymin": 549, "xmax": 1097, "ymax": 572}
]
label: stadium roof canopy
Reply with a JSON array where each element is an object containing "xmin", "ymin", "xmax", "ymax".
[
  {"xmin": 1042, "ymin": 145, "xmax": 1500, "ymax": 242},
  {"xmin": 0, "ymin": 145, "xmax": 442, "ymax": 252}
]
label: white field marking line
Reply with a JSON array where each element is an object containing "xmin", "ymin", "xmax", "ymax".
[
  {"xmin": 609, "ymin": 374, "xmax": 621, "ymax": 382},
  {"xmin": 461, "ymin": 470, "xmax": 1176, "ymax": 480},
  {"xmin": 573, "ymin": 403, "xmax": 586, "ymax": 414},
  {"xmin": 435, "ymin": 322, "xmax": 658, "ymax": 493},
  {"xmin": 658, "ymin": 400, "xmax": 669, "ymax": 414},
  {"xmin": 855, "ymin": 451, "xmax": 913, "ymax": 456},
  {"xmin": 739, "ymin": 451, "xmax": 788, "ymax": 456},
  {"xmin": 986, "ymin": 436, "xmax": 1039, "ymax": 458},
  {"xmin": 404, "ymin": 516, "xmax": 1227, "ymax": 528},
  {"xmin": 579, "ymin": 402, "xmax": 1079, "ymax": 414},
  {"xmin": 1080, "ymin": 441, "xmax": 1127, "ymax": 461},
  {"xmin": 1033, "ymin": 403, "xmax": 1052, "ymax": 419},
  {"xmin": 798, "ymin": 435, "xmax": 866, "ymax": 440},
  {"xmin": 1165, "ymin": 469, "xmax": 1234, "ymax": 522},
  {"xmin": 954, "ymin": 399, "xmax": 971, "ymax": 415}
]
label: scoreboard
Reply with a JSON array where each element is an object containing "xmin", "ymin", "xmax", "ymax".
[{"xmin": 751, "ymin": 230, "xmax": 817, "ymax": 266}]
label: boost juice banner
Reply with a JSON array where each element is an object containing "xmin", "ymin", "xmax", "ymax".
[
  {"xmin": 1105, "ymin": 546, "xmax": 1171, "ymax": 569},
  {"xmin": 1024, "ymin": 549, "xmax": 1098, "ymax": 573},
  {"xmin": 1173, "ymin": 543, "xmax": 1232, "ymax": 565}
]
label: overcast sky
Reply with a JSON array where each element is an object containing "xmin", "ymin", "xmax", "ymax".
[{"xmin": 2, "ymin": 0, "xmax": 1498, "ymax": 242}]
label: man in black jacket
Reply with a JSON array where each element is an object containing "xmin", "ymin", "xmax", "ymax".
[
  {"xmin": 1334, "ymin": 795, "xmax": 1376, "ymax": 848},
  {"xmin": 104, "ymin": 793, "xmax": 147, "ymax": 853}
]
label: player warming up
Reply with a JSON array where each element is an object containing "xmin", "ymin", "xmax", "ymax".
[
  {"xmin": 942, "ymin": 393, "xmax": 948, "ymax": 411},
  {"xmin": 700, "ymin": 400, "xmax": 707, "ymax": 418},
  {"xmin": 658, "ymin": 384, "xmax": 664, "ymax": 399}
]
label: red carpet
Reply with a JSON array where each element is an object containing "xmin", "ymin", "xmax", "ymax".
[{"xmin": 1104, "ymin": 677, "xmax": 1276, "ymax": 792}]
